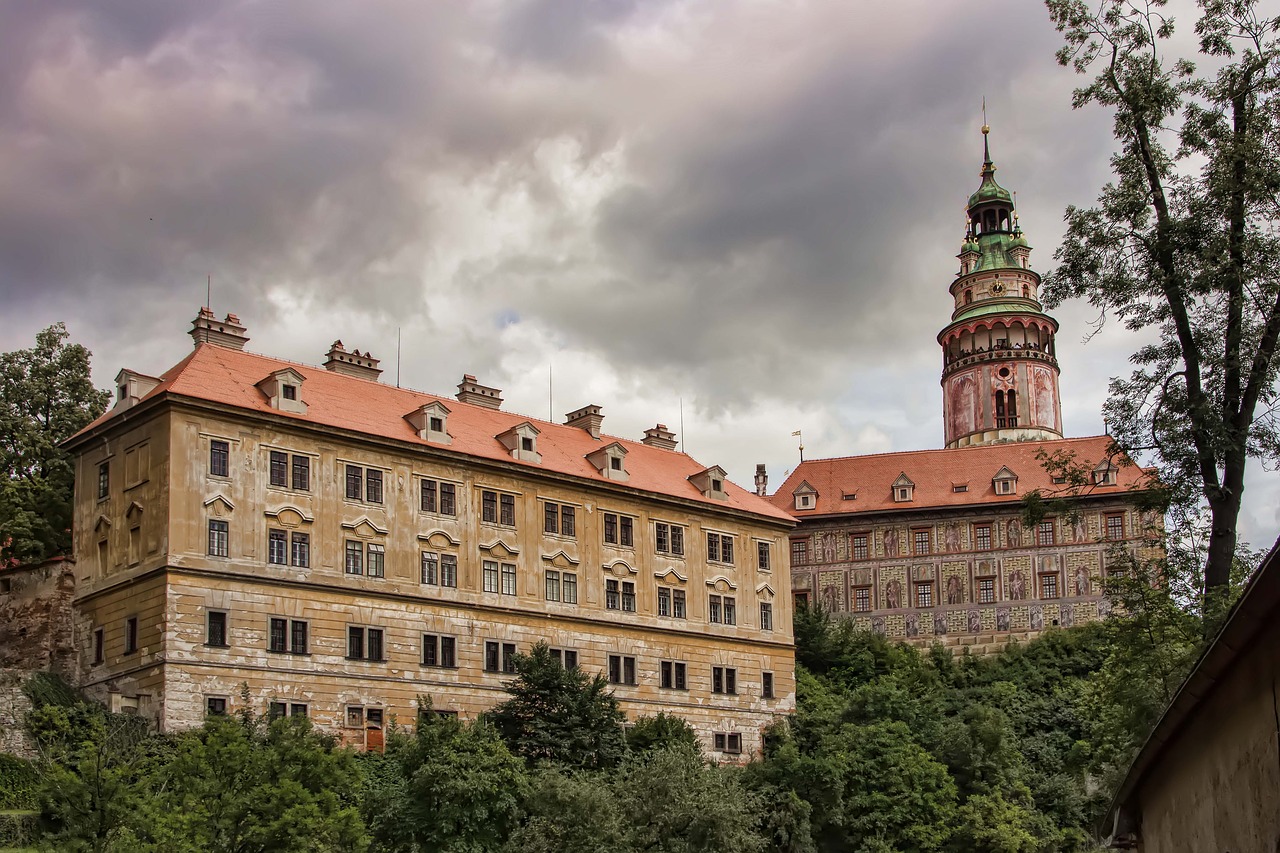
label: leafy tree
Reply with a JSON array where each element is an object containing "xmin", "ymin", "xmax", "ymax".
[
  {"xmin": 502, "ymin": 769, "xmax": 626, "ymax": 853},
  {"xmin": 1043, "ymin": 0, "xmax": 1280, "ymax": 620},
  {"xmin": 0, "ymin": 323, "xmax": 110, "ymax": 564},
  {"xmin": 624, "ymin": 712, "xmax": 699, "ymax": 754},
  {"xmin": 486, "ymin": 642, "xmax": 626, "ymax": 770}
]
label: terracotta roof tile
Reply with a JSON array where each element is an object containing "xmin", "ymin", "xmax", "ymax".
[
  {"xmin": 769, "ymin": 435, "xmax": 1149, "ymax": 517},
  {"xmin": 76, "ymin": 344, "xmax": 793, "ymax": 523}
]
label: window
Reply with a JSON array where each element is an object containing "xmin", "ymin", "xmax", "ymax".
[
  {"xmin": 604, "ymin": 513, "xmax": 635, "ymax": 547},
  {"xmin": 206, "ymin": 611, "xmax": 228, "ymax": 647},
  {"xmin": 422, "ymin": 635, "xmax": 457, "ymax": 667},
  {"xmin": 712, "ymin": 666, "xmax": 737, "ymax": 694},
  {"xmin": 545, "ymin": 570, "xmax": 560, "ymax": 602},
  {"xmin": 913, "ymin": 529, "xmax": 931, "ymax": 556},
  {"xmin": 366, "ymin": 470, "xmax": 383, "ymax": 504},
  {"xmin": 655, "ymin": 522, "xmax": 685, "ymax": 556},
  {"xmin": 268, "ymin": 701, "xmax": 309, "ymax": 719},
  {"xmin": 282, "ymin": 384, "xmax": 297, "ymax": 401},
  {"xmin": 953, "ymin": 483, "xmax": 968, "ymax": 493},
  {"xmin": 763, "ymin": 671, "xmax": 774, "ymax": 699},
  {"xmin": 544, "ymin": 503, "xmax": 576, "ymax": 537},
  {"xmin": 894, "ymin": 485, "xmax": 913, "ymax": 502},
  {"xmin": 974, "ymin": 523, "xmax": 992, "ymax": 551},
  {"xmin": 97, "ymin": 461, "xmax": 110, "ymax": 499},
  {"xmin": 1106, "ymin": 513, "xmax": 1124, "ymax": 541},
  {"xmin": 606, "ymin": 579, "xmax": 620, "ymax": 610},
  {"xmin": 1037, "ymin": 520, "xmax": 1056, "ymax": 546},
  {"xmin": 290, "ymin": 532, "xmax": 310, "ymax": 568},
  {"xmin": 345, "ymin": 541, "xmax": 363, "ymax": 575},
  {"xmin": 500, "ymin": 494, "xmax": 515, "ymax": 526},
  {"xmin": 915, "ymin": 582, "xmax": 934, "ymax": 608},
  {"xmin": 608, "ymin": 654, "xmax": 637, "ymax": 685},
  {"xmin": 658, "ymin": 586, "xmax": 686, "ymax": 618},
  {"xmin": 421, "ymin": 480, "xmax": 437, "ymax": 512},
  {"xmin": 124, "ymin": 616, "xmax": 138, "ymax": 654},
  {"xmin": 367, "ymin": 543, "xmax": 385, "ymax": 578},
  {"xmin": 268, "ymin": 618, "xmax": 308, "ymax": 654},
  {"xmin": 757, "ymin": 541, "xmax": 771, "ymax": 571},
  {"xmin": 852, "ymin": 534, "xmax": 869, "ymax": 561},
  {"xmin": 660, "ymin": 661, "xmax": 688, "ymax": 690},
  {"xmin": 345, "ymin": 465, "xmax": 362, "ymax": 500},
  {"xmin": 549, "ymin": 648, "xmax": 579, "ymax": 669},
  {"xmin": 292, "ymin": 456, "xmax": 309, "ymax": 491},
  {"xmin": 978, "ymin": 577, "xmax": 995, "ymax": 604},
  {"xmin": 1040, "ymin": 574, "xmax": 1059, "ymax": 600},
  {"xmin": 501, "ymin": 563, "xmax": 517, "ymax": 596},
  {"xmin": 483, "ymin": 560, "xmax": 499, "ymax": 593},
  {"xmin": 658, "ymin": 586, "xmax": 670, "ymax": 616},
  {"xmin": 854, "ymin": 586, "xmax": 871, "ymax": 612},
  {"xmin": 421, "ymin": 552, "xmax": 438, "ymax": 585},
  {"xmin": 93, "ymin": 628, "xmax": 104, "ymax": 665},
  {"xmin": 210, "ymin": 441, "xmax": 229, "ymax": 477},
  {"xmin": 206, "ymin": 697, "xmax": 228, "ymax": 716},
  {"xmin": 484, "ymin": 641, "xmax": 517, "ymax": 673},
  {"xmin": 760, "ymin": 602, "xmax": 773, "ymax": 631},
  {"xmin": 268, "ymin": 529, "xmax": 287, "ymax": 565},
  {"xmin": 709, "ymin": 594, "xmax": 736, "ymax": 625},
  {"xmin": 621, "ymin": 581, "xmax": 636, "ymax": 612},
  {"xmin": 707, "ymin": 532, "xmax": 734, "ymax": 563},
  {"xmin": 995, "ymin": 477, "xmax": 1017, "ymax": 495},
  {"xmin": 482, "ymin": 490, "xmax": 497, "ymax": 522},
  {"xmin": 544, "ymin": 569, "xmax": 579, "ymax": 605},
  {"xmin": 347, "ymin": 626, "xmax": 384, "ymax": 661},
  {"xmin": 1095, "ymin": 468, "xmax": 1118, "ymax": 486},
  {"xmin": 791, "ymin": 539, "xmax": 809, "ymax": 565},
  {"xmin": 713, "ymin": 732, "xmax": 743, "ymax": 754},
  {"xmin": 269, "ymin": 451, "xmax": 288, "ymax": 487},
  {"xmin": 208, "ymin": 520, "xmax": 229, "ymax": 557},
  {"xmin": 421, "ymin": 553, "xmax": 458, "ymax": 588}
]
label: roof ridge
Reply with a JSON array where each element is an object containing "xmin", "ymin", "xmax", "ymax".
[{"xmin": 793, "ymin": 434, "xmax": 1113, "ymax": 466}]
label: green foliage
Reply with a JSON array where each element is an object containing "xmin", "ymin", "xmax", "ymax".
[
  {"xmin": 486, "ymin": 642, "xmax": 626, "ymax": 770},
  {"xmin": 502, "ymin": 768, "xmax": 625, "ymax": 853},
  {"xmin": 0, "ymin": 754, "xmax": 38, "ymax": 810},
  {"xmin": 0, "ymin": 323, "xmax": 110, "ymax": 565},
  {"xmin": 625, "ymin": 712, "xmax": 699, "ymax": 754}
]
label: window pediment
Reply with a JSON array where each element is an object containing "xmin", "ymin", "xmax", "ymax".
[
  {"xmin": 479, "ymin": 539, "xmax": 520, "ymax": 559},
  {"xmin": 541, "ymin": 550, "xmax": 580, "ymax": 569},
  {"xmin": 341, "ymin": 517, "xmax": 388, "ymax": 538},
  {"xmin": 706, "ymin": 575, "xmax": 738, "ymax": 592},
  {"xmin": 202, "ymin": 494, "xmax": 235, "ymax": 515},
  {"xmin": 264, "ymin": 505, "xmax": 314, "ymax": 528},
  {"xmin": 992, "ymin": 466, "xmax": 1018, "ymax": 495},
  {"xmin": 653, "ymin": 567, "xmax": 687, "ymax": 583},
  {"xmin": 756, "ymin": 582, "xmax": 775, "ymax": 598},
  {"xmin": 892, "ymin": 473, "xmax": 915, "ymax": 502},
  {"xmin": 417, "ymin": 529, "xmax": 461, "ymax": 548},
  {"xmin": 603, "ymin": 558, "xmax": 638, "ymax": 577}
]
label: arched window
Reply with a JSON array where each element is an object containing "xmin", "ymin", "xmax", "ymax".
[
  {"xmin": 964, "ymin": 289, "xmax": 973, "ymax": 304},
  {"xmin": 995, "ymin": 390, "xmax": 1018, "ymax": 429},
  {"xmin": 1021, "ymin": 284, "xmax": 1029, "ymax": 298}
]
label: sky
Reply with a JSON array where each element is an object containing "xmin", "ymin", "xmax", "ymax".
[{"xmin": 2, "ymin": 0, "xmax": 1276, "ymax": 549}]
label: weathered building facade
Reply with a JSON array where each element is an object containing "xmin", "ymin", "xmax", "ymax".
[
  {"xmin": 64, "ymin": 310, "xmax": 796, "ymax": 755},
  {"xmin": 773, "ymin": 129, "xmax": 1156, "ymax": 650}
]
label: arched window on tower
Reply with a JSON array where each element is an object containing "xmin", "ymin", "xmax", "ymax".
[
  {"xmin": 1022, "ymin": 284, "xmax": 1029, "ymax": 298},
  {"xmin": 995, "ymin": 390, "xmax": 1018, "ymax": 429},
  {"xmin": 964, "ymin": 289, "xmax": 973, "ymax": 304}
]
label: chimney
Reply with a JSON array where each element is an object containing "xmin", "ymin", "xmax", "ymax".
[
  {"xmin": 190, "ymin": 308, "xmax": 249, "ymax": 350},
  {"xmin": 564, "ymin": 404, "xmax": 604, "ymax": 439},
  {"xmin": 641, "ymin": 423, "xmax": 678, "ymax": 451},
  {"xmin": 456, "ymin": 374, "xmax": 503, "ymax": 410},
  {"xmin": 754, "ymin": 463, "xmax": 768, "ymax": 497},
  {"xmin": 323, "ymin": 340, "xmax": 383, "ymax": 382}
]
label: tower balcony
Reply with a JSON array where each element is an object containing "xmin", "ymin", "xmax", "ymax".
[{"xmin": 942, "ymin": 342, "xmax": 1058, "ymax": 376}]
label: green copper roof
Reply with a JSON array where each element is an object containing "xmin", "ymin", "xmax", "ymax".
[
  {"xmin": 971, "ymin": 231, "xmax": 1026, "ymax": 272},
  {"xmin": 967, "ymin": 129, "xmax": 1013, "ymax": 209},
  {"xmin": 953, "ymin": 299, "xmax": 1050, "ymax": 323}
]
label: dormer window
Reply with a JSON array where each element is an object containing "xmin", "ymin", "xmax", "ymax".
[
  {"xmin": 430, "ymin": 417, "xmax": 443, "ymax": 432},
  {"xmin": 497, "ymin": 422, "xmax": 541, "ymax": 463},
  {"xmin": 992, "ymin": 466, "xmax": 1018, "ymax": 496},
  {"xmin": 797, "ymin": 495, "xmax": 814, "ymax": 509},
  {"xmin": 586, "ymin": 442, "xmax": 629, "ymax": 482},
  {"xmin": 282, "ymin": 384, "xmax": 297, "ymax": 401},
  {"xmin": 791, "ymin": 480, "xmax": 817, "ymax": 511},
  {"xmin": 118, "ymin": 385, "xmax": 128, "ymax": 402},
  {"xmin": 891, "ymin": 473, "xmax": 915, "ymax": 503},
  {"xmin": 1093, "ymin": 460, "xmax": 1118, "ymax": 486},
  {"xmin": 256, "ymin": 369, "xmax": 308, "ymax": 415},
  {"xmin": 610, "ymin": 457, "xmax": 622, "ymax": 471},
  {"xmin": 405, "ymin": 401, "xmax": 452, "ymax": 445},
  {"xmin": 689, "ymin": 466, "xmax": 729, "ymax": 501}
]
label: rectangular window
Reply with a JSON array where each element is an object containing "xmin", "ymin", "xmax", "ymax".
[
  {"xmin": 709, "ymin": 594, "xmax": 722, "ymax": 624},
  {"xmin": 421, "ymin": 479, "xmax": 437, "ymax": 513},
  {"xmin": 916, "ymin": 582, "xmax": 933, "ymax": 608},
  {"xmin": 763, "ymin": 671, "xmax": 775, "ymax": 699},
  {"xmin": 604, "ymin": 513, "xmax": 618, "ymax": 544},
  {"xmin": 366, "ymin": 543, "xmax": 385, "ymax": 578},
  {"xmin": 608, "ymin": 654, "xmax": 637, "ymax": 685},
  {"xmin": 207, "ymin": 610, "xmax": 228, "ymax": 647},
  {"xmin": 291, "ymin": 620, "xmax": 308, "ymax": 654},
  {"xmin": 347, "ymin": 626, "xmax": 384, "ymax": 661},
  {"xmin": 673, "ymin": 589, "xmax": 686, "ymax": 619},
  {"xmin": 724, "ymin": 596, "xmax": 736, "ymax": 625},
  {"xmin": 421, "ymin": 551, "xmax": 438, "ymax": 585},
  {"xmin": 707, "ymin": 532, "xmax": 734, "ymax": 564},
  {"xmin": 290, "ymin": 532, "xmax": 310, "ymax": 568},
  {"xmin": 655, "ymin": 523, "xmax": 685, "ymax": 556},
  {"xmin": 544, "ymin": 502, "xmax": 558, "ymax": 534},
  {"xmin": 914, "ymin": 529, "xmax": 931, "ymax": 556},
  {"xmin": 345, "ymin": 540, "xmax": 363, "ymax": 575},
  {"xmin": 366, "ymin": 470, "xmax": 383, "ymax": 504},
  {"xmin": 852, "ymin": 534, "xmax": 869, "ymax": 561},
  {"xmin": 658, "ymin": 586, "xmax": 671, "ymax": 617},
  {"xmin": 345, "ymin": 465, "xmax": 362, "ymax": 500},
  {"xmin": 441, "ymin": 554, "xmax": 457, "ymax": 588},
  {"xmin": 482, "ymin": 490, "xmax": 497, "ymax": 523},
  {"xmin": 270, "ymin": 617, "xmax": 287, "ymax": 653},
  {"xmin": 501, "ymin": 563, "xmax": 517, "ymax": 596},
  {"xmin": 503, "ymin": 642, "xmax": 516, "ymax": 673},
  {"xmin": 561, "ymin": 506, "xmax": 575, "ymax": 537},
  {"xmin": 562, "ymin": 572, "xmax": 577, "ymax": 604},
  {"xmin": 757, "ymin": 541, "xmax": 771, "ymax": 571},
  {"xmin": 485, "ymin": 640, "xmax": 500, "ymax": 672},
  {"xmin": 268, "ymin": 529, "xmax": 287, "ymax": 565},
  {"xmin": 1106, "ymin": 513, "xmax": 1124, "ymax": 541},
  {"xmin": 208, "ymin": 520, "xmax": 229, "ymax": 557},
  {"xmin": 545, "ymin": 570, "xmax": 561, "ymax": 602},
  {"xmin": 606, "ymin": 578, "xmax": 620, "ymax": 610},
  {"xmin": 500, "ymin": 494, "xmax": 515, "ymax": 526},
  {"xmin": 621, "ymin": 581, "xmax": 636, "ymax": 613},
  {"xmin": 550, "ymin": 648, "xmax": 578, "ymax": 669},
  {"xmin": 367, "ymin": 628, "xmax": 383, "ymax": 661},
  {"xmin": 93, "ymin": 628, "xmax": 104, "ymax": 664},
  {"xmin": 712, "ymin": 666, "xmax": 737, "ymax": 694},
  {"xmin": 1041, "ymin": 574, "xmax": 1059, "ymax": 600},
  {"xmin": 854, "ymin": 586, "xmax": 871, "ymax": 612},
  {"xmin": 423, "ymin": 634, "xmax": 457, "ymax": 667},
  {"xmin": 483, "ymin": 560, "xmax": 499, "ymax": 593},
  {"xmin": 1037, "ymin": 520, "xmax": 1056, "ymax": 546},
  {"xmin": 124, "ymin": 616, "xmax": 138, "ymax": 654},
  {"xmin": 440, "ymin": 483, "xmax": 456, "ymax": 516},
  {"xmin": 660, "ymin": 660, "xmax": 688, "ymax": 690},
  {"xmin": 791, "ymin": 539, "xmax": 809, "ymax": 565},
  {"xmin": 620, "ymin": 516, "xmax": 633, "ymax": 547},
  {"xmin": 97, "ymin": 461, "xmax": 110, "ymax": 499},
  {"xmin": 760, "ymin": 602, "xmax": 773, "ymax": 631},
  {"xmin": 268, "ymin": 701, "xmax": 288, "ymax": 720},
  {"xmin": 978, "ymin": 577, "xmax": 995, "ymax": 604},
  {"xmin": 210, "ymin": 441, "xmax": 229, "ymax": 477},
  {"xmin": 269, "ymin": 451, "xmax": 288, "ymax": 487},
  {"xmin": 206, "ymin": 697, "xmax": 227, "ymax": 716},
  {"xmin": 714, "ymin": 732, "xmax": 742, "ymax": 754},
  {"xmin": 441, "ymin": 636, "xmax": 455, "ymax": 667},
  {"xmin": 975, "ymin": 523, "xmax": 992, "ymax": 551},
  {"xmin": 291, "ymin": 456, "xmax": 310, "ymax": 491}
]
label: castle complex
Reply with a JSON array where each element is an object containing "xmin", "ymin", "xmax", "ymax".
[{"xmin": 771, "ymin": 127, "xmax": 1156, "ymax": 651}]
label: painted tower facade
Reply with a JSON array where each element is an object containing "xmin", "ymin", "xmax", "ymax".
[{"xmin": 939, "ymin": 127, "xmax": 1064, "ymax": 448}]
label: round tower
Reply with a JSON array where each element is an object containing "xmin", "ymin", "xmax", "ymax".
[{"xmin": 939, "ymin": 125, "xmax": 1064, "ymax": 448}]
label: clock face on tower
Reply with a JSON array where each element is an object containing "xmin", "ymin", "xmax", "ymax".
[{"xmin": 990, "ymin": 282, "xmax": 1005, "ymax": 295}]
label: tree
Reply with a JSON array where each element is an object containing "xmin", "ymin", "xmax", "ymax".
[
  {"xmin": 0, "ymin": 323, "xmax": 109, "ymax": 564},
  {"xmin": 1043, "ymin": 0, "xmax": 1280, "ymax": 620},
  {"xmin": 486, "ymin": 642, "xmax": 626, "ymax": 770},
  {"xmin": 624, "ymin": 712, "xmax": 699, "ymax": 754}
]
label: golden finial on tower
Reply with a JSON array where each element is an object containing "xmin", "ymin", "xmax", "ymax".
[{"xmin": 982, "ymin": 96, "xmax": 989, "ymax": 134}]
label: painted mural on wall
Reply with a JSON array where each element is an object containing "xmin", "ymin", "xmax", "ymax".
[
  {"xmin": 1032, "ymin": 366, "xmax": 1056, "ymax": 431},
  {"xmin": 948, "ymin": 372, "xmax": 979, "ymax": 438}
]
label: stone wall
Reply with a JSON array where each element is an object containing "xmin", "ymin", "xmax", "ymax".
[
  {"xmin": 0, "ymin": 669, "xmax": 35, "ymax": 758},
  {"xmin": 0, "ymin": 557, "xmax": 77, "ymax": 677}
]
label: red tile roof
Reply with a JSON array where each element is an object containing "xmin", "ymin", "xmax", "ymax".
[
  {"xmin": 769, "ymin": 435, "xmax": 1150, "ymax": 517},
  {"xmin": 72, "ymin": 344, "xmax": 793, "ymax": 523}
]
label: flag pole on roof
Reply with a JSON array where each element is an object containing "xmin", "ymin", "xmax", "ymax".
[{"xmin": 792, "ymin": 430, "xmax": 803, "ymax": 462}]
